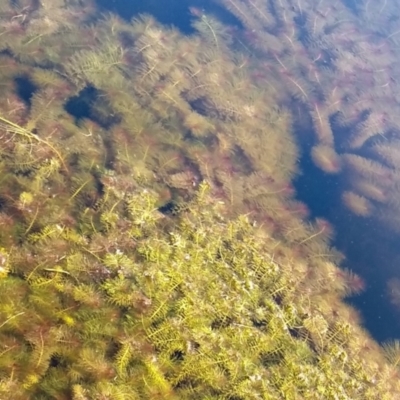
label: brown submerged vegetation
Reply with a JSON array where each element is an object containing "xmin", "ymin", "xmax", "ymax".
[
  {"xmin": 0, "ymin": 0, "xmax": 398, "ymax": 398},
  {"xmin": 216, "ymin": 0, "xmax": 400, "ymax": 229}
]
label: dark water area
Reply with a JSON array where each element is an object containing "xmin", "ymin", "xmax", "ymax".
[
  {"xmin": 94, "ymin": 0, "xmax": 400, "ymax": 343},
  {"xmin": 95, "ymin": 0, "xmax": 233, "ymax": 33},
  {"xmin": 294, "ymin": 136, "xmax": 400, "ymax": 342}
]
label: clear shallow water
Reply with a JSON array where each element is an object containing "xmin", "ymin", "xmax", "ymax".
[
  {"xmin": 1, "ymin": 0, "xmax": 400, "ymax": 398},
  {"xmin": 96, "ymin": 0, "xmax": 400, "ymax": 343}
]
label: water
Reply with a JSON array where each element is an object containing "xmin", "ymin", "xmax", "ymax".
[
  {"xmin": 97, "ymin": 0, "xmax": 400, "ymax": 343},
  {"xmin": 1, "ymin": 0, "xmax": 400, "ymax": 398}
]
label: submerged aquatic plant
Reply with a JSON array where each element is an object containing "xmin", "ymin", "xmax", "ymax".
[
  {"xmin": 0, "ymin": 0, "xmax": 398, "ymax": 399},
  {"xmin": 0, "ymin": 181, "xmax": 398, "ymax": 399},
  {"xmin": 215, "ymin": 0, "xmax": 400, "ymax": 229}
]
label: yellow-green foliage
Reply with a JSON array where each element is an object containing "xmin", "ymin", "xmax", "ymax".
[
  {"xmin": 0, "ymin": 1, "xmax": 398, "ymax": 400},
  {"xmin": 0, "ymin": 182, "xmax": 395, "ymax": 399}
]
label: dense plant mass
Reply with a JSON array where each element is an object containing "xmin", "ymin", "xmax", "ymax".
[
  {"xmin": 0, "ymin": 0, "xmax": 399, "ymax": 399},
  {"xmin": 215, "ymin": 0, "xmax": 400, "ymax": 229},
  {"xmin": 0, "ymin": 181, "xmax": 398, "ymax": 399}
]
